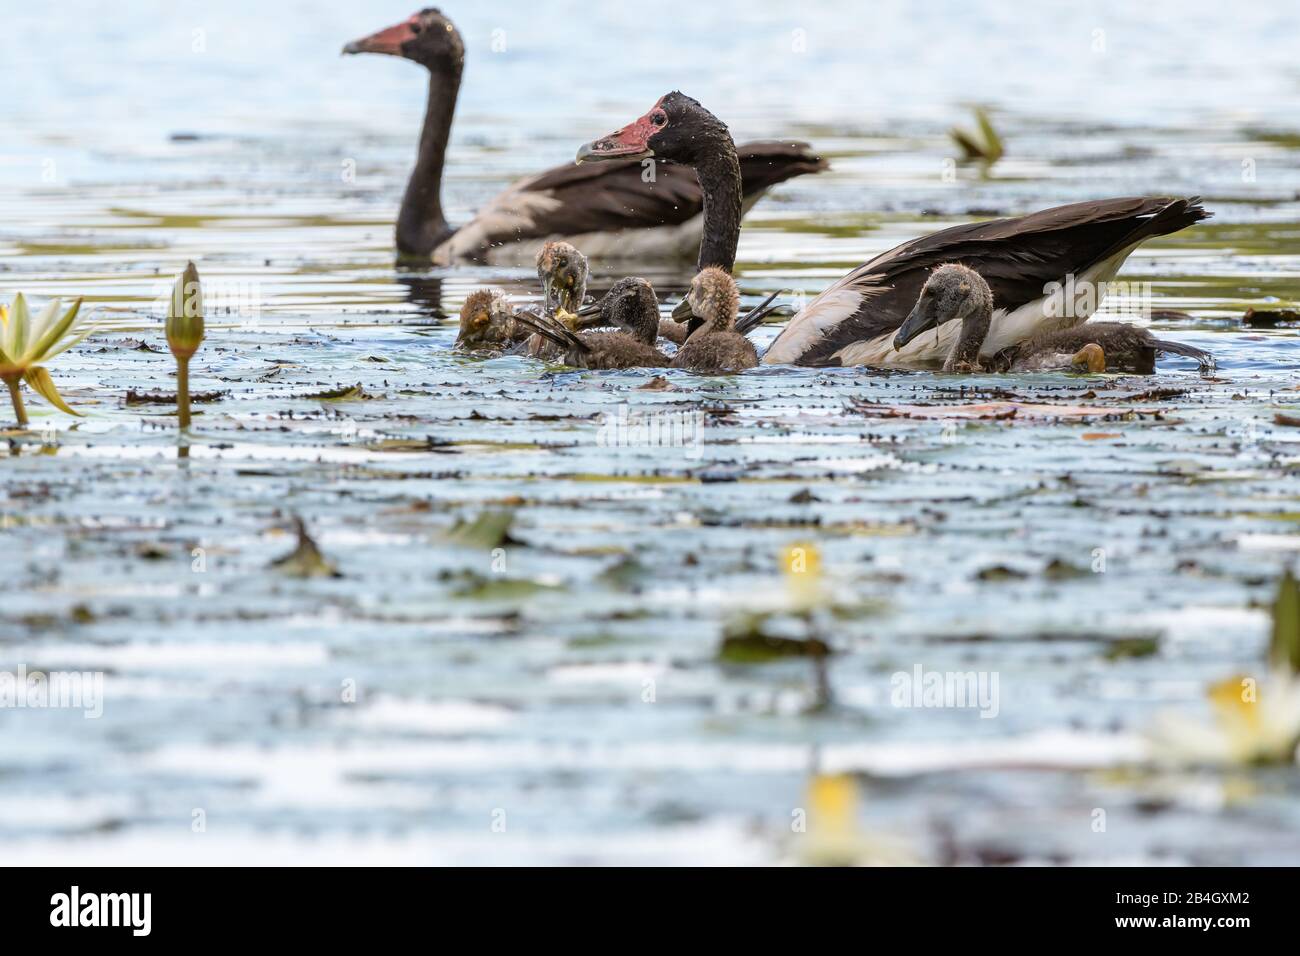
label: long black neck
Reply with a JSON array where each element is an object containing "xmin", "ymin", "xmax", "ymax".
[
  {"xmin": 692, "ymin": 134, "xmax": 742, "ymax": 273},
  {"xmin": 396, "ymin": 65, "xmax": 460, "ymax": 257}
]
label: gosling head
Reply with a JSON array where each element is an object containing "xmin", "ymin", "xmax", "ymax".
[
  {"xmin": 343, "ymin": 9, "xmax": 465, "ymax": 74},
  {"xmin": 594, "ymin": 277, "xmax": 660, "ymax": 345},
  {"xmin": 893, "ymin": 263, "xmax": 993, "ymax": 350},
  {"xmin": 536, "ymin": 241, "xmax": 589, "ymax": 316},
  {"xmin": 456, "ymin": 289, "xmax": 512, "ymax": 349},
  {"xmin": 684, "ymin": 267, "xmax": 739, "ymax": 333}
]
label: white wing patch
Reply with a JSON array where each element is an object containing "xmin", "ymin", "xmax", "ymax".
[
  {"xmin": 432, "ymin": 189, "xmax": 561, "ymax": 265},
  {"xmin": 485, "ymin": 214, "xmax": 704, "ymax": 266},
  {"xmin": 433, "ymin": 182, "xmax": 768, "ymax": 267},
  {"xmin": 761, "ymin": 276, "xmax": 887, "ymax": 365}
]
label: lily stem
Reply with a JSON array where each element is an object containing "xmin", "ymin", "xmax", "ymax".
[
  {"xmin": 3, "ymin": 374, "xmax": 27, "ymax": 428},
  {"xmin": 176, "ymin": 357, "xmax": 191, "ymax": 431}
]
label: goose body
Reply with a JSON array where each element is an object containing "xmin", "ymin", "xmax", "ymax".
[
  {"xmin": 764, "ymin": 197, "xmax": 1210, "ymax": 367},
  {"xmin": 345, "ymin": 11, "xmax": 825, "ymax": 263},
  {"xmin": 893, "ymin": 263, "xmax": 1215, "ymax": 374}
]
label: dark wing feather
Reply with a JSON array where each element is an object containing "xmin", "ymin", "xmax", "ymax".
[
  {"xmin": 453, "ymin": 142, "xmax": 826, "ymax": 253},
  {"xmin": 736, "ymin": 141, "xmax": 829, "ymax": 196},
  {"xmin": 765, "ymin": 197, "xmax": 1210, "ymax": 367}
]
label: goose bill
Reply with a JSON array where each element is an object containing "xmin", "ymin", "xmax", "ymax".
[
  {"xmin": 576, "ymin": 115, "xmax": 657, "ymax": 164},
  {"xmin": 342, "ymin": 18, "xmax": 415, "ymax": 56}
]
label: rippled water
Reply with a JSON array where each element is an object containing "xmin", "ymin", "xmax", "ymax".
[{"xmin": 3, "ymin": 0, "xmax": 1300, "ymax": 865}]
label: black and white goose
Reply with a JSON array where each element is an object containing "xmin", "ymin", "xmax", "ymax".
[
  {"xmin": 575, "ymin": 93, "xmax": 1209, "ymax": 367},
  {"xmin": 344, "ymin": 9, "xmax": 827, "ymax": 265}
]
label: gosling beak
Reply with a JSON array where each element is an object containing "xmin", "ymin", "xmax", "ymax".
[
  {"xmin": 541, "ymin": 275, "xmax": 555, "ymax": 314},
  {"xmin": 893, "ymin": 304, "xmax": 936, "ymax": 350},
  {"xmin": 671, "ymin": 298, "xmax": 695, "ymax": 323}
]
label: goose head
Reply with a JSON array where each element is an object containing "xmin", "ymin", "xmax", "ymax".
[
  {"xmin": 575, "ymin": 92, "xmax": 731, "ymax": 167},
  {"xmin": 535, "ymin": 241, "xmax": 589, "ymax": 316},
  {"xmin": 893, "ymin": 263, "xmax": 992, "ymax": 350},
  {"xmin": 343, "ymin": 8, "xmax": 465, "ymax": 73}
]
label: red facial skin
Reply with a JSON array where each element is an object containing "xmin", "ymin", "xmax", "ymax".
[
  {"xmin": 343, "ymin": 16, "xmax": 418, "ymax": 56},
  {"xmin": 578, "ymin": 97, "xmax": 667, "ymax": 161}
]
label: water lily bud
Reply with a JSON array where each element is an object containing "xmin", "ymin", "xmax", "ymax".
[{"xmin": 166, "ymin": 261, "xmax": 205, "ymax": 360}]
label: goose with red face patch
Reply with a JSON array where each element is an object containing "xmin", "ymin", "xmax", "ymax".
[{"xmin": 344, "ymin": 11, "xmax": 826, "ymax": 264}]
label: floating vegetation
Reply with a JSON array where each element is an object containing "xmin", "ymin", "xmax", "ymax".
[
  {"xmin": 975, "ymin": 564, "xmax": 1029, "ymax": 582},
  {"xmin": 125, "ymin": 388, "xmax": 228, "ymax": 406},
  {"xmin": 949, "ymin": 107, "xmax": 1004, "ymax": 166},
  {"xmin": 447, "ymin": 572, "xmax": 560, "ymax": 601},
  {"xmin": 1270, "ymin": 569, "xmax": 1300, "ymax": 675},
  {"xmin": 0, "ymin": 295, "xmax": 94, "ymax": 425},
  {"xmin": 269, "ymin": 516, "xmax": 342, "ymax": 579},
  {"xmin": 445, "ymin": 509, "xmax": 518, "ymax": 549},
  {"xmin": 1104, "ymin": 637, "xmax": 1161, "ymax": 661},
  {"xmin": 718, "ymin": 624, "xmax": 831, "ymax": 664},
  {"xmin": 295, "ymin": 383, "xmax": 372, "ymax": 401}
]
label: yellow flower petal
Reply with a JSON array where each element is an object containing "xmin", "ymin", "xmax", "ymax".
[{"xmin": 23, "ymin": 366, "xmax": 82, "ymax": 416}]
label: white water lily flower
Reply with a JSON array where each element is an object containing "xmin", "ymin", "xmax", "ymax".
[
  {"xmin": 0, "ymin": 294, "xmax": 95, "ymax": 423},
  {"xmin": 1148, "ymin": 670, "xmax": 1300, "ymax": 766}
]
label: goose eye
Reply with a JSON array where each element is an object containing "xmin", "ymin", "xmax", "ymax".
[
  {"xmin": 410, "ymin": 22, "xmax": 423, "ymax": 34},
  {"xmin": 651, "ymin": 111, "xmax": 667, "ymax": 127}
]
